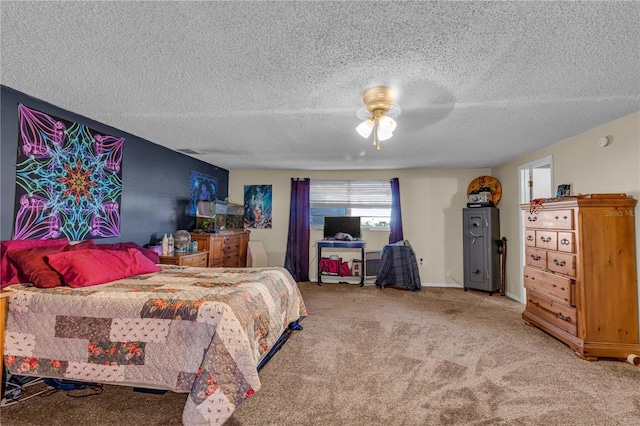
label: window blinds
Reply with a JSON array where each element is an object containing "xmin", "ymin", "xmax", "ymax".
[{"xmin": 309, "ymin": 180, "xmax": 392, "ymax": 209}]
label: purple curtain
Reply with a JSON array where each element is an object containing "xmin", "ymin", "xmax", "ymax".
[
  {"xmin": 284, "ymin": 178, "xmax": 310, "ymax": 281},
  {"xmin": 389, "ymin": 177, "xmax": 404, "ymax": 244}
]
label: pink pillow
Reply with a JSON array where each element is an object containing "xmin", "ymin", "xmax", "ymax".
[
  {"xmin": 6, "ymin": 240, "xmax": 97, "ymax": 289},
  {"xmin": 1, "ymin": 238, "xmax": 69, "ymax": 288},
  {"xmin": 46, "ymin": 248, "xmax": 161, "ymax": 288},
  {"xmin": 95, "ymin": 242, "xmax": 159, "ymax": 264}
]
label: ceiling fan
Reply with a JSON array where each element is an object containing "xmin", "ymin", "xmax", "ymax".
[{"xmin": 355, "ymin": 86, "xmax": 401, "ymax": 151}]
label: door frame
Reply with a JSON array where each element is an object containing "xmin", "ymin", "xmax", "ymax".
[{"xmin": 517, "ymin": 155, "xmax": 554, "ymax": 302}]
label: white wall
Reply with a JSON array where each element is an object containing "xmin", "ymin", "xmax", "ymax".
[
  {"xmin": 229, "ymin": 168, "xmax": 489, "ymax": 284},
  {"xmin": 492, "ymin": 111, "xmax": 640, "ymax": 302}
]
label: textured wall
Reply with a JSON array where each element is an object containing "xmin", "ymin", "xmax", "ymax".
[{"xmin": 0, "ymin": 85, "xmax": 229, "ymax": 245}]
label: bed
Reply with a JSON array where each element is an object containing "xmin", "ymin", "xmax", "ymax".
[{"xmin": 1, "ymin": 244, "xmax": 307, "ymax": 425}]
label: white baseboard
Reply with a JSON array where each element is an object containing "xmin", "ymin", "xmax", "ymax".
[
  {"xmin": 420, "ymin": 283, "xmax": 524, "ymax": 304},
  {"xmin": 421, "ymin": 282, "xmax": 463, "ymax": 288},
  {"xmin": 504, "ymin": 291, "xmax": 524, "ymax": 303}
]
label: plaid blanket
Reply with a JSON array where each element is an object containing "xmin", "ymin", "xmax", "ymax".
[{"xmin": 374, "ymin": 243, "xmax": 421, "ymax": 291}]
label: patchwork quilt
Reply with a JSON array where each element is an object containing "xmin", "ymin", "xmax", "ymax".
[{"xmin": 3, "ymin": 266, "xmax": 307, "ymax": 425}]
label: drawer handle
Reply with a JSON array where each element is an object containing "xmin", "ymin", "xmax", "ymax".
[
  {"xmin": 527, "ymin": 235, "xmax": 534, "ymax": 241},
  {"xmin": 540, "ymin": 236, "xmax": 552, "ymax": 243},
  {"xmin": 527, "ymin": 299, "xmax": 539, "ymax": 307},
  {"xmin": 563, "ymin": 216, "xmax": 568, "ymax": 220},
  {"xmin": 528, "ymin": 216, "xmax": 537, "ymax": 222},
  {"xmin": 530, "ymin": 255, "xmax": 541, "ymax": 261},
  {"xmin": 553, "ymin": 259, "xmax": 566, "ymax": 266},
  {"xmin": 560, "ymin": 238, "xmax": 570, "ymax": 245},
  {"xmin": 555, "ymin": 216, "xmax": 559, "ymax": 219},
  {"xmin": 557, "ymin": 313, "xmax": 571, "ymax": 322}
]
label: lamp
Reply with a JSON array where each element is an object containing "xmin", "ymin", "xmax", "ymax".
[{"xmin": 356, "ymin": 86, "xmax": 400, "ymax": 151}]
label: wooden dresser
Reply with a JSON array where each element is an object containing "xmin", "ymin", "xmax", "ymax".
[
  {"xmin": 190, "ymin": 230, "xmax": 250, "ymax": 267},
  {"xmin": 521, "ymin": 194, "xmax": 640, "ymax": 360},
  {"xmin": 158, "ymin": 251, "xmax": 208, "ymax": 267}
]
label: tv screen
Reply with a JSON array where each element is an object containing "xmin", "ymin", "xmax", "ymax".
[{"xmin": 323, "ymin": 216, "xmax": 361, "ymax": 239}]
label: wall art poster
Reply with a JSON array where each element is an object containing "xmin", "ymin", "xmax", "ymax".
[
  {"xmin": 189, "ymin": 171, "xmax": 218, "ymax": 215},
  {"xmin": 14, "ymin": 105, "xmax": 124, "ymax": 241},
  {"xmin": 244, "ymin": 185, "xmax": 272, "ymax": 229}
]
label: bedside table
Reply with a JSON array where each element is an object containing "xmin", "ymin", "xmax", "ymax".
[
  {"xmin": 1, "ymin": 290, "xmax": 12, "ymax": 380},
  {"xmin": 158, "ymin": 251, "xmax": 208, "ymax": 267}
]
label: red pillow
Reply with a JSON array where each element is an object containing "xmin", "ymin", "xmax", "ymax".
[
  {"xmin": 1, "ymin": 238, "xmax": 69, "ymax": 288},
  {"xmin": 95, "ymin": 242, "xmax": 159, "ymax": 264},
  {"xmin": 46, "ymin": 248, "xmax": 161, "ymax": 288},
  {"xmin": 6, "ymin": 240, "xmax": 98, "ymax": 288},
  {"xmin": 7, "ymin": 245, "xmax": 65, "ymax": 288}
]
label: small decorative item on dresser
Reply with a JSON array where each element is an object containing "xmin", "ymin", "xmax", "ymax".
[
  {"xmin": 162, "ymin": 233, "xmax": 169, "ymax": 255},
  {"xmin": 167, "ymin": 233, "xmax": 174, "ymax": 255},
  {"xmin": 173, "ymin": 230, "xmax": 191, "ymax": 252},
  {"xmin": 556, "ymin": 184, "xmax": 571, "ymax": 197}
]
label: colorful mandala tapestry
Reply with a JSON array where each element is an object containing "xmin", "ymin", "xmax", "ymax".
[{"xmin": 13, "ymin": 105, "xmax": 124, "ymax": 241}]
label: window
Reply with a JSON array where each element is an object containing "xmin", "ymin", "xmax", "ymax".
[{"xmin": 309, "ymin": 180, "xmax": 392, "ymax": 230}]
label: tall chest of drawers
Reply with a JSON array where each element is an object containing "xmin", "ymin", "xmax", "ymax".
[{"xmin": 521, "ymin": 194, "xmax": 640, "ymax": 360}]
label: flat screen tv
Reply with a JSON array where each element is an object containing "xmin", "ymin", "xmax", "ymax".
[{"xmin": 323, "ymin": 216, "xmax": 361, "ymax": 239}]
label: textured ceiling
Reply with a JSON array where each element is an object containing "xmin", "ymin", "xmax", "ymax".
[{"xmin": 2, "ymin": 1, "xmax": 639, "ymax": 171}]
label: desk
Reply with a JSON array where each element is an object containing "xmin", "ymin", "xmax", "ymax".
[{"xmin": 317, "ymin": 240, "xmax": 366, "ymax": 286}]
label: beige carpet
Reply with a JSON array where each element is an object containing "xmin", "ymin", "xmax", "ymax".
[{"xmin": 2, "ymin": 282, "xmax": 640, "ymax": 425}]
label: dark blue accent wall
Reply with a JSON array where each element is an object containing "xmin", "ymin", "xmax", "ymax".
[{"xmin": 1, "ymin": 85, "xmax": 228, "ymax": 245}]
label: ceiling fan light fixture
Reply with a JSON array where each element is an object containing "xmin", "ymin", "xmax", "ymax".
[
  {"xmin": 378, "ymin": 115, "xmax": 396, "ymax": 133},
  {"xmin": 377, "ymin": 127, "xmax": 393, "ymax": 141},
  {"xmin": 356, "ymin": 119, "xmax": 374, "ymax": 138},
  {"xmin": 356, "ymin": 86, "xmax": 400, "ymax": 151}
]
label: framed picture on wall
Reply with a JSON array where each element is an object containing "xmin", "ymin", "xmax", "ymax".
[
  {"xmin": 244, "ymin": 185, "xmax": 272, "ymax": 229},
  {"xmin": 189, "ymin": 171, "xmax": 218, "ymax": 216}
]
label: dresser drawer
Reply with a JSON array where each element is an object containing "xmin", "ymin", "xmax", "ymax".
[
  {"xmin": 525, "ymin": 247, "xmax": 547, "ymax": 269},
  {"xmin": 525, "ymin": 209, "xmax": 574, "ymax": 229},
  {"xmin": 525, "ymin": 230, "xmax": 536, "ymax": 247},
  {"xmin": 224, "ymin": 253, "xmax": 240, "ymax": 265},
  {"xmin": 524, "ymin": 266, "xmax": 574, "ymax": 306},
  {"xmin": 179, "ymin": 252, "xmax": 208, "ymax": 267},
  {"xmin": 526, "ymin": 291, "xmax": 577, "ymax": 336},
  {"xmin": 223, "ymin": 241, "xmax": 240, "ymax": 253},
  {"xmin": 536, "ymin": 231, "xmax": 557, "ymax": 250},
  {"xmin": 547, "ymin": 252, "xmax": 576, "ymax": 276},
  {"xmin": 557, "ymin": 232, "xmax": 574, "ymax": 253}
]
